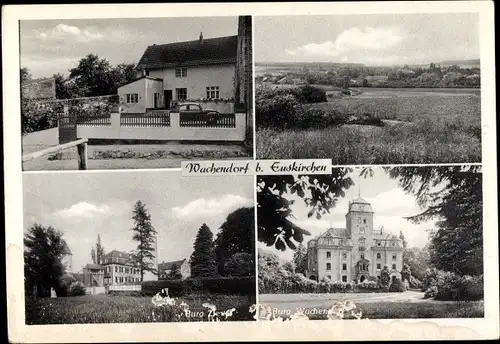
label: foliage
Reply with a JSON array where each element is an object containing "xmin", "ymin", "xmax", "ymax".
[
  {"xmin": 141, "ymin": 277, "xmax": 256, "ymax": 297},
  {"xmin": 21, "ymin": 98, "xmax": 59, "ymax": 135},
  {"xmin": 380, "ymin": 265, "xmax": 391, "ymax": 291},
  {"xmin": 214, "ymin": 207, "xmax": 255, "ymax": 276},
  {"xmin": 355, "ymin": 281, "xmax": 380, "ymax": 291},
  {"xmin": 292, "ymin": 243, "xmax": 308, "ymax": 275},
  {"xmin": 409, "ymin": 276, "xmax": 423, "ymax": 289},
  {"xmin": 386, "ymin": 165, "xmax": 483, "ymax": 276},
  {"xmin": 68, "ymin": 281, "xmax": 87, "ymax": 297},
  {"xmin": 403, "ymin": 245, "xmax": 431, "ymax": 280},
  {"xmin": 168, "ymin": 264, "xmax": 183, "ymax": 280},
  {"xmin": 282, "ymin": 261, "xmax": 295, "ymax": 273},
  {"xmin": 130, "ymin": 201, "xmax": 158, "ymax": 281},
  {"xmin": 401, "ymin": 264, "xmax": 411, "ymax": 282},
  {"xmin": 389, "ymin": 277, "xmax": 407, "ymax": 292},
  {"xmin": 421, "ymin": 268, "xmax": 484, "ymax": 301},
  {"xmin": 424, "ymin": 286, "xmax": 438, "ymax": 299},
  {"xmin": 295, "ymin": 85, "xmax": 327, "ymax": 103},
  {"xmin": 257, "ymin": 169, "xmax": 354, "ymax": 251},
  {"xmin": 224, "ymin": 253, "xmax": 255, "ymax": 277},
  {"xmin": 56, "ymin": 273, "xmax": 77, "ymax": 297},
  {"xmin": 24, "ymin": 224, "xmax": 68, "ymax": 297},
  {"xmin": 90, "ymin": 234, "xmax": 106, "ymax": 264},
  {"xmin": 190, "ymin": 224, "xmax": 218, "ymax": 278}
]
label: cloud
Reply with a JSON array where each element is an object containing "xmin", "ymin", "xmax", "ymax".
[
  {"xmin": 366, "ymin": 188, "xmax": 419, "ymax": 217},
  {"xmin": 38, "ymin": 23, "xmax": 103, "ymax": 42},
  {"xmin": 286, "ymin": 26, "xmax": 404, "ymax": 58},
  {"xmin": 52, "ymin": 202, "xmax": 111, "ymax": 219},
  {"xmin": 172, "ymin": 195, "xmax": 253, "ymax": 219}
]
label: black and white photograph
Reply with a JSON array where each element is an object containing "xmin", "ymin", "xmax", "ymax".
[
  {"xmin": 257, "ymin": 166, "xmax": 484, "ymax": 320},
  {"xmin": 20, "ymin": 16, "xmax": 253, "ymax": 171},
  {"xmin": 23, "ymin": 171, "xmax": 256, "ymax": 323},
  {"xmin": 254, "ymin": 14, "xmax": 482, "ymax": 165}
]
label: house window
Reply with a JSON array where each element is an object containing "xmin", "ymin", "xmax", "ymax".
[
  {"xmin": 176, "ymin": 88, "xmax": 187, "ymax": 101},
  {"xmin": 393, "ymin": 254, "xmax": 397, "ymax": 261},
  {"xmin": 115, "ymin": 277, "xmax": 118, "ymax": 283},
  {"xmin": 377, "ymin": 264, "xmax": 381, "ymax": 270},
  {"xmin": 115, "ymin": 266, "xmax": 118, "ymax": 272},
  {"xmin": 326, "ymin": 263, "xmax": 331, "ymax": 271},
  {"xmin": 126, "ymin": 93, "xmax": 139, "ymax": 104},
  {"xmin": 342, "ymin": 276, "xmax": 347, "ymax": 282},
  {"xmin": 206, "ymin": 86, "xmax": 220, "ymax": 99},
  {"xmin": 175, "ymin": 67, "xmax": 187, "ymax": 77},
  {"xmin": 377, "ymin": 253, "xmax": 381, "ymax": 260},
  {"xmin": 392, "ymin": 264, "xmax": 396, "ymax": 270},
  {"xmin": 342, "ymin": 263, "xmax": 347, "ymax": 271},
  {"xmin": 326, "ymin": 251, "xmax": 331, "ymax": 259}
]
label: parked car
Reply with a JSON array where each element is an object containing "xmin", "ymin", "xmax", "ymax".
[{"xmin": 171, "ymin": 102, "xmax": 220, "ymax": 125}]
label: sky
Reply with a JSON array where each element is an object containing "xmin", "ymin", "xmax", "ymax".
[
  {"xmin": 23, "ymin": 171, "xmax": 254, "ymax": 276},
  {"xmin": 20, "ymin": 16, "xmax": 239, "ymax": 79},
  {"xmin": 254, "ymin": 13, "xmax": 480, "ymax": 66},
  {"xmin": 259, "ymin": 167, "xmax": 436, "ymax": 262}
]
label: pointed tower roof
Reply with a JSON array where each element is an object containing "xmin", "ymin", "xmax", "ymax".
[{"xmin": 348, "ymin": 196, "xmax": 374, "ymax": 213}]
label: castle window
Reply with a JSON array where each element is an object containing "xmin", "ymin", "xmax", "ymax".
[
  {"xmin": 391, "ymin": 241, "xmax": 396, "ymax": 247},
  {"xmin": 326, "ymin": 263, "xmax": 331, "ymax": 271},
  {"xmin": 115, "ymin": 266, "xmax": 118, "ymax": 272},
  {"xmin": 115, "ymin": 277, "xmax": 118, "ymax": 283},
  {"xmin": 377, "ymin": 253, "xmax": 381, "ymax": 260},
  {"xmin": 360, "ymin": 254, "xmax": 365, "ymax": 260},
  {"xmin": 360, "ymin": 227, "xmax": 365, "ymax": 234},
  {"xmin": 377, "ymin": 264, "xmax": 381, "ymax": 270},
  {"xmin": 326, "ymin": 251, "xmax": 331, "ymax": 259},
  {"xmin": 359, "ymin": 239, "xmax": 365, "ymax": 248},
  {"xmin": 377, "ymin": 241, "xmax": 381, "ymax": 247},
  {"xmin": 392, "ymin": 264, "xmax": 397, "ymax": 270},
  {"xmin": 342, "ymin": 263, "xmax": 347, "ymax": 271},
  {"xmin": 392, "ymin": 254, "xmax": 397, "ymax": 261},
  {"xmin": 342, "ymin": 252, "xmax": 347, "ymax": 260},
  {"xmin": 363, "ymin": 218, "xmax": 367, "ymax": 224},
  {"xmin": 342, "ymin": 276, "xmax": 347, "ymax": 282},
  {"xmin": 358, "ymin": 218, "xmax": 362, "ymax": 224}
]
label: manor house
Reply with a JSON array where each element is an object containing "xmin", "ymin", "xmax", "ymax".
[{"xmin": 306, "ymin": 197, "xmax": 403, "ymax": 283}]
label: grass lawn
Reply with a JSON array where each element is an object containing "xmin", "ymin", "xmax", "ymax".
[
  {"xmin": 302, "ymin": 301, "xmax": 484, "ymax": 320},
  {"xmin": 256, "ymin": 89, "xmax": 481, "ymax": 164},
  {"xmin": 25, "ymin": 293, "xmax": 255, "ymax": 324}
]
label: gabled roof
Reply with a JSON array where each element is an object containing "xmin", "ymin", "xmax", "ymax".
[
  {"xmin": 117, "ymin": 75, "xmax": 163, "ymax": 89},
  {"xmin": 136, "ymin": 35, "xmax": 238, "ymax": 70},
  {"xmin": 103, "ymin": 250, "xmax": 135, "ymax": 265},
  {"xmin": 158, "ymin": 259, "xmax": 186, "ymax": 270}
]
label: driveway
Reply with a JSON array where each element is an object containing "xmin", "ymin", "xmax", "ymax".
[{"xmin": 259, "ymin": 291, "xmax": 428, "ymax": 313}]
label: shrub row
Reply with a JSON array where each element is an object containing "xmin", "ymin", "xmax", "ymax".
[
  {"xmin": 422, "ymin": 268, "xmax": 484, "ymax": 301},
  {"xmin": 141, "ymin": 276, "xmax": 256, "ymax": 297}
]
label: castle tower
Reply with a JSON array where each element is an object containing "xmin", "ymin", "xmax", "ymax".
[{"xmin": 345, "ymin": 197, "xmax": 374, "ymax": 282}]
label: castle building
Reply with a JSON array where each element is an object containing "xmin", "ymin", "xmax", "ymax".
[
  {"xmin": 306, "ymin": 197, "xmax": 404, "ymax": 283},
  {"xmin": 158, "ymin": 258, "xmax": 191, "ymax": 280}
]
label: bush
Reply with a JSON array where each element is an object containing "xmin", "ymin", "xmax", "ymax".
[
  {"xmin": 409, "ymin": 276, "xmax": 423, "ymax": 289},
  {"xmin": 421, "ymin": 268, "xmax": 484, "ymax": 301},
  {"xmin": 424, "ymin": 286, "xmax": 438, "ymax": 299},
  {"xmin": 224, "ymin": 253, "xmax": 255, "ymax": 277},
  {"xmin": 295, "ymin": 85, "xmax": 327, "ymax": 103},
  {"xmin": 389, "ymin": 278, "xmax": 406, "ymax": 292},
  {"xmin": 21, "ymin": 100, "xmax": 60, "ymax": 135},
  {"xmin": 67, "ymin": 281, "xmax": 86, "ymax": 296},
  {"xmin": 356, "ymin": 281, "xmax": 380, "ymax": 291},
  {"xmin": 141, "ymin": 276, "xmax": 256, "ymax": 297}
]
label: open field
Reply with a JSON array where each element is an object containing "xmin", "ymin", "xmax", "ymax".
[
  {"xmin": 25, "ymin": 293, "xmax": 254, "ymax": 324},
  {"xmin": 256, "ymin": 88, "xmax": 481, "ymax": 164},
  {"xmin": 260, "ymin": 292, "xmax": 484, "ymax": 319}
]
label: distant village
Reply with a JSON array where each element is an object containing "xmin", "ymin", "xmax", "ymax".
[{"xmin": 255, "ymin": 59, "xmax": 481, "ymax": 89}]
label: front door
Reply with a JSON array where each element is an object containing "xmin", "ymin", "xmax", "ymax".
[
  {"xmin": 58, "ymin": 112, "xmax": 77, "ymax": 144},
  {"xmin": 164, "ymin": 90, "xmax": 173, "ymax": 109}
]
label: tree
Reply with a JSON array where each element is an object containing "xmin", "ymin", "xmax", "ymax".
[
  {"xmin": 292, "ymin": 242, "xmax": 308, "ymax": 275},
  {"xmin": 130, "ymin": 201, "xmax": 158, "ymax": 281},
  {"xmin": 24, "ymin": 224, "xmax": 68, "ymax": 297},
  {"xmin": 380, "ymin": 265, "xmax": 391, "ymax": 291},
  {"xmin": 90, "ymin": 247, "xmax": 96, "ymax": 264},
  {"xmin": 403, "ymin": 245, "xmax": 431, "ymax": 280},
  {"xmin": 96, "ymin": 234, "xmax": 105, "ymax": 264},
  {"xmin": 257, "ymin": 169, "xmax": 354, "ymax": 251},
  {"xmin": 53, "ymin": 73, "xmax": 72, "ymax": 99},
  {"xmin": 282, "ymin": 261, "xmax": 295, "ymax": 273},
  {"xmin": 190, "ymin": 224, "xmax": 218, "ymax": 278},
  {"xmin": 20, "ymin": 67, "xmax": 32, "ymax": 84},
  {"xmin": 399, "ymin": 230, "xmax": 408, "ymax": 249},
  {"xmin": 168, "ymin": 263, "xmax": 183, "ymax": 280},
  {"xmin": 110, "ymin": 63, "xmax": 137, "ymax": 93},
  {"xmin": 69, "ymin": 54, "xmax": 115, "ymax": 97},
  {"xmin": 214, "ymin": 207, "xmax": 255, "ymax": 275},
  {"xmin": 385, "ymin": 165, "xmax": 482, "ymax": 276},
  {"xmin": 224, "ymin": 252, "xmax": 254, "ymax": 277}
]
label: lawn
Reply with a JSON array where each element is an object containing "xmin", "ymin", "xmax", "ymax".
[
  {"xmin": 25, "ymin": 293, "xmax": 255, "ymax": 324},
  {"xmin": 256, "ymin": 88, "xmax": 481, "ymax": 164}
]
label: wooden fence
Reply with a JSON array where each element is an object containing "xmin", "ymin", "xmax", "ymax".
[
  {"xmin": 120, "ymin": 112, "xmax": 171, "ymax": 127},
  {"xmin": 179, "ymin": 113, "xmax": 236, "ymax": 128},
  {"xmin": 22, "ymin": 138, "xmax": 89, "ymax": 170}
]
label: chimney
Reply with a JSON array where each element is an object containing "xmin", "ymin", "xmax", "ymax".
[{"xmin": 199, "ymin": 32, "xmax": 203, "ymax": 43}]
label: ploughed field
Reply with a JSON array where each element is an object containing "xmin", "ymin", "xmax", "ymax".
[{"xmin": 257, "ymin": 88, "xmax": 481, "ymax": 164}]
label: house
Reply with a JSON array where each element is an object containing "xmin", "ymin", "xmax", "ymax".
[
  {"xmin": 119, "ymin": 32, "xmax": 238, "ymax": 112},
  {"xmin": 158, "ymin": 259, "xmax": 191, "ymax": 280},
  {"xmin": 101, "ymin": 250, "xmax": 142, "ymax": 286},
  {"xmin": 61, "ymin": 241, "xmax": 73, "ymax": 273},
  {"xmin": 306, "ymin": 197, "xmax": 403, "ymax": 283}
]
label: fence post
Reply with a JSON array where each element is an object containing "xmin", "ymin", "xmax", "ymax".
[{"xmin": 77, "ymin": 141, "xmax": 88, "ymax": 170}]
